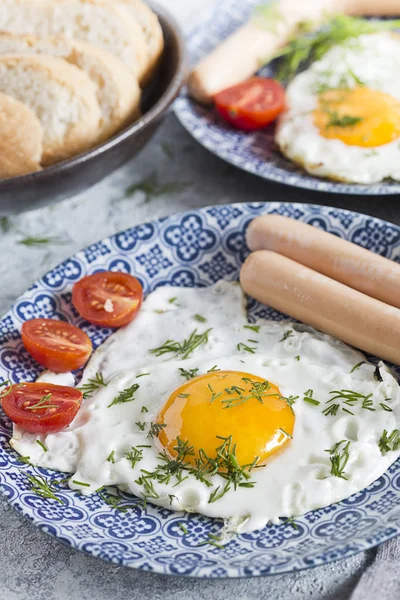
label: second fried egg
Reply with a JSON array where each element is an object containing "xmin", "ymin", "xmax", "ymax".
[{"xmin": 276, "ymin": 32, "xmax": 400, "ymax": 184}]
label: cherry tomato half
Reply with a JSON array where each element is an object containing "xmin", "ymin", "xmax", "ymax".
[
  {"xmin": 21, "ymin": 319, "xmax": 92, "ymax": 373},
  {"xmin": 1, "ymin": 382, "xmax": 82, "ymax": 434},
  {"xmin": 72, "ymin": 271, "xmax": 143, "ymax": 328},
  {"xmin": 214, "ymin": 77, "xmax": 285, "ymax": 131}
]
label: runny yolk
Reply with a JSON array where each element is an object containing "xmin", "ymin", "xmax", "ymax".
[
  {"xmin": 156, "ymin": 371, "xmax": 295, "ymax": 467},
  {"xmin": 313, "ymin": 87, "xmax": 400, "ymax": 147}
]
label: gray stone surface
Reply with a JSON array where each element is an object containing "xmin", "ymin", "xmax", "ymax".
[{"xmin": 1, "ymin": 1, "xmax": 400, "ymax": 596}]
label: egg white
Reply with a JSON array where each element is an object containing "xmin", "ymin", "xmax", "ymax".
[
  {"xmin": 276, "ymin": 33, "xmax": 400, "ymax": 184},
  {"xmin": 11, "ymin": 281, "xmax": 400, "ymax": 533}
]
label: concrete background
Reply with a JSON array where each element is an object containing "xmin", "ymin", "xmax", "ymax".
[{"xmin": 1, "ymin": 1, "xmax": 399, "ymax": 598}]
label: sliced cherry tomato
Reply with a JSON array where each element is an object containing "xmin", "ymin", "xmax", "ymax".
[
  {"xmin": 72, "ymin": 271, "xmax": 143, "ymax": 328},
  {"xmin": 1, "ymin": 382, "xmax": 82, "ymax": 434},
  {"xmin": 214, "ymin": 77, "xmax": 285, "ymax": 131},
  {"xmin": 21, "ymin": 319, "xmax": 92, "ymax": 373}
]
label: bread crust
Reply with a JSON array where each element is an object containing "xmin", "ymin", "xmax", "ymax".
[
  {"xmin": 0, "ymin": 91, "xmax": 43, "ymax": 177},
  {"xmin": 0, "ymin": 54, "xmax": 101, "ymax": 164},
  {"xmin": 0, "ymin": 32, "xmax": 141, "ymax": 140}
]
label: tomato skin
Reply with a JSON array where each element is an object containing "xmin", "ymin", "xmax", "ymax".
[
  {"xmin": 72, "ymin": 271, "xmax": 143, "ymax": 328},
  {"xmin": 2, "ymin": 382, "xmax": 82, "ymax": 434},
  {"xmin": 21, "ymin": 319, "xmax": 92, "ymax": 373},
  {"xmin": 214, "ymin": 77, "xmax": 286, "ymax": 131}
]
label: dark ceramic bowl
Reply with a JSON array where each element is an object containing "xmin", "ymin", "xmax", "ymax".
[{"xmin": 0, "ymin": 2, "xmax": 186, "ymax": 215}]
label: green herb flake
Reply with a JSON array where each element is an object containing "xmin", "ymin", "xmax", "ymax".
[
  {"xmin": 78, "ymin": 373, "xmax": 108, "ymax": 399},
  {"xmin": 125, "ymin": 171, "xmax": 190, "ymax": 202},
  {"xmin": 279, "ymin": 330, "xmax": 294, "ymax": 342},
  {"xmin": 244, "ymin": 325, "xmax": 260, "ymax": 333},
  {"xmin": 141, "ymin": 405, "xmax": 149, "ymax": 413},
  {"xmin": 108, "ymin": 383, "xmax": 140, "ymax": 408},
  {"xmin": 107, "ymin": 450, "xmax": 115, "ymax": 463},
  {"xmin": 125, "ymin": 447, "xmax": 144, "ymax": 469},
  {"xmin": 326, "ymin": 440, "xmax": 351, "ymax": 479},
  {"xmin": 36, "ymin": 440, "xmax": 48, "ymax": 452},
  {"xmin": 194, "ymin": 314, "xmax": 206, "ymax": 323},
  {"xmin": 379, "ymin": 429, "xmax": 400, "ymax": 454},
  {"xmin": 136, "ymin": 421, "xmax": 146, "ymax": 431},
  {"xmin": 350, "ymin": 361, "xmax": 365, "ymax": 373},
  {"xmin": 178, "ymin": 522, "xmax": 188, "ymax": 535},
  {"xmin": 179, "ymin": 367, "xmax": 199, "ymax": 380},
  {"xmin": 72, "ymin": 480, "xmax": 91, "ymax": 487},
  {"xmin": 150, "ymin": 328, "xmax": 212, "ymax": 360},
  {"xmin": 25, "ymin": 473, "xmax": 64, "ymax": 504},
  {"xmin": 303, "ymin": 389, "xmax": 320, "ymax": 406}
]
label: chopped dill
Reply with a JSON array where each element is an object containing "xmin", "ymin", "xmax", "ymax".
[
  {"xmin": 326, "ymin": 440, "xmax": 351, "ymax": 479},
  {"xmin": 26, "ymin": 473, "xmax": 63, "ymax": 503},
  {"xmin": 107, "ymin": 450, "xmax": 115, "ymax": 463},
  {"xmin": 279, "ymin": 330, "xmax": 294, "ymax": 342},
  {"xmin": 108, "ymin": 383, "xmax": 139, "ymax": 408},
  {"xmin": 78, "ymin": 373, "xmax": 108, "ymax": 399},
  {"xmin": 194, "ymin": 314, "xmax": 206, "ymax": 323},
  {"xmin": 244, "ymin": 325, "xmax": 260, "ymax": 333},
  {"xmin": 150, "ymin": 328, "xmax": 212, "ymax": 360},
  {"xmin": 36, "ymin": 440, "xmax": 48, "ymax": 452},
  {"xmin": 179, "ymin": 367, "xmax": 199, "ymax": 380},
  {"xmin": 379, "ymin": 429, "xmax": 400, "ymax": 454},
  {"xmin": 125, "ymin": 447, "xmax": 144, "ymax": 469}
]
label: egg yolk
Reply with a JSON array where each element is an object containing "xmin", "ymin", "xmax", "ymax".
[
  {"xmin": 313, "ymin": 87, "xmax": 400, "ymax": 147},
  {"xmin": 157, "ymin": 371, "xmax": 295, "ymax": 467}
]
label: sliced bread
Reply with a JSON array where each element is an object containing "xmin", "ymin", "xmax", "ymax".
[
  {"xmin": 0, "ymin": 91, "xmax": 43, "ymax": 178},
  {"xmin": 0, "ymin": 32, "xmax": 141, "ymax": 140},
  {"xmin": 0, "ymin": 0, "xmax": 149, "ymax": 81},
  {"xmin": 0, "ymin": 54, "xmax": 101, "ymax": 165},
  {"xmin": 116, "ymin": 0, "xmax": 164, "ymax": 83}
]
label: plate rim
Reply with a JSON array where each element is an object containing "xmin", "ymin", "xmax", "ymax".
[
  {"xmin": 1, "ymin": 200, "xmax": 400, "ymax": 578},
  {"xmin": 173, "ymin": 0, "xmax": 400, "ymax": 196}
]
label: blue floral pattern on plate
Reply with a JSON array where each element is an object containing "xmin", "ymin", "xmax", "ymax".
[
  {"xmin": 1, "ymin": 202, "xmax": 400, "ymax": 578},
  {"xmin": 174, "ymin": 0, "xmax": 400, "ymax": 195}
]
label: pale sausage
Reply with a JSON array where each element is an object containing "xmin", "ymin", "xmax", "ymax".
[
  {"xmin": 240, "ymin": 250, "xmax": 400, "ymax": 365},
  {"xmin": 188, "ymin": 0, "xmax": 400, "ymax": 104},
  {"xmin": 246, "ymin": 214, "xmax": 400, "ymax": 310}
]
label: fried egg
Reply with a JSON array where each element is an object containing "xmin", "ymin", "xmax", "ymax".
[
  {"xmin": 11, "ymin": 281, "xmax": 400, "ymax": 533},
  {"xmin": 276, "ymin": 33, "xmax": 400, "ymax": 184}
]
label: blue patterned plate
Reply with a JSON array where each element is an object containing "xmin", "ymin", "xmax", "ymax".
[
  {"xmin": 1, "ymin": 202, "xmax": 400, "ymax": 578},
  {"xmin": 174, "ymin": 0, "xmax": 400, "ymax": 195}
]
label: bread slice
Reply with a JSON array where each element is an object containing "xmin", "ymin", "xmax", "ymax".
[
  {"xmin": 0, "ymin": 54, "xmax": 101, "ymax": 165},
  {"xmin": 116, "ymin": 0, "xmax": 164, "ymax": 83},
  {"xmin": 0, "ymin": 0, "xmax": 149, "ymax": 81},
  {"xmin": 0, "ymin": 32, "xmax": 141, "ymax": 140},
  {"xmin": 0, "ymin": 91, "xmax": 43, "ymax": 178}
]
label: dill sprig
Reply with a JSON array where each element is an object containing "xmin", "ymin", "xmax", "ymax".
[
  {"xmin": 150, "ymin": 328, "xmax": 212, "ymax": 360},
  {"xmin": 148, "ymin": 422, "xmax": 167, "ymax": 438},
  {"xmin": 220, "ymin": 378, "xmax": 273, "ymax": 409},
  {"xmin": 25, "ymin": 393, "xmax": 59, "ymax": 411},
  {"xmin": 378, "ymin": 429, "xmax": 400, "ymax": 454},
  {"xmin": 326, "ymin": 440, "xmax": 351, "ymax": 479},
  {"xmin": 244, "ymin": 325, "xmax": 260, "ymax": 333},
  {"xmin": 279, "ymin": 330, "xmax": 294, "ymax": 342},
  {"xmin": 78, "ymin": 373, "xmax": 108, "ymax": 399},
  {"xmin": 125, "ymin": 171, "xmax": 190, "ymax": 201},
  {"xmin": 17, "ymin": 236, "xmax": 61, "ymax": 247},
  {"xmin": 194, "ymin": 314, "xmax": 206, "ymax": 323},
  {"xmin": 237, "ymin": 341, "xmax": 256, "ymax": 354},
  {"xmin": 350, "ymin": 361, "xmax": 365, "ymax": 374},
  {"xmin": 125, "ymin": 446, "xmax": 144, "ymax": 469},
  {"xmin": 179, "ymin": 367, "xmax": 199, "ymax": 381},
  {"xmin": 98, "ymin": 489, "xmax": 138, "ymax": 512},
  {"xmin": 303, "ymin": 389, "xmax": 320, "ymax": 406},
  {"xmin": 25, "ymin": 473, "xmax": 64, "ymax": 503},
  {"xmin": 36, "ymin": 440, "xmax": 48, "ymax": 452},
  {"xmin": 108, "ymin": 383, "xmax": 140, "ymax": 408},
  {"xmin": 133, "ymin": 435, "xmax": 258, "ymax": 506},
  {"xmin": 197, "ymin": 533, "xmax": 225, "ymax": 549},
  {"xmin": 326, "ymin": 111, "xmax": 363, "ymax": 128},
  {"xmin": 178, "ymin": 521, "xmax": 188, "ymax": 535},
  {"xmin": 323, "ymin": 389, "xmax": 375, "ymax": 416},
  {"xmin": 270, "ymin": 14, "xmax": 400, "ymax": 81}
]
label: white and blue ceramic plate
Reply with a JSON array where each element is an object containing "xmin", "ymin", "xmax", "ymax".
[
  {"xmin": 174, "ymin": 0, "xmax": 400, "ymax": 195},
  {"xmin": 1, "ymin": 202, "xmax": 400, "ymax": 578}
]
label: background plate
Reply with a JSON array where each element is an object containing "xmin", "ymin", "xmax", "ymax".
[
  {"xmin": 1, "ymin": 202, "xmax": 400, "ymax": 578},
  {"xmin": 174, "ymin": 0, "xmax": 400, "ymax": 195}
]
